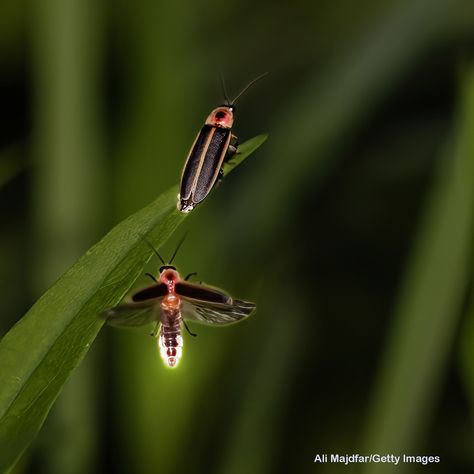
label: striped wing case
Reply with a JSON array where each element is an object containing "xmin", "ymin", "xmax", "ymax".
[{"xmin": 178, "ymin": 125, "xmax": 231, "ymax": 212}]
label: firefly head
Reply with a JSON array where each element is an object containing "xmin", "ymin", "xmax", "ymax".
[
  {"xmin": 205, "ymin": 106, "xmax": 234, "ymax": 129},
  {"xmin": 159, "ymin": 266, "xmax": 178, "ymax": 284}
]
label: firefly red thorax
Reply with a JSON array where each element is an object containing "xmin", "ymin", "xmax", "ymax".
[
  {"xmin": 105, "ymin": 264, "xmax": 256, "ymax": 368},
  {"xmin": 205, "ymin": 106, "xmax": 234, "ymax": 129}
]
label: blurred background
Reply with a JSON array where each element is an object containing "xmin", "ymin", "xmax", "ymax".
[{"xmin": 1, "ymin": 0, "xmax": 474, "ymax": 473}]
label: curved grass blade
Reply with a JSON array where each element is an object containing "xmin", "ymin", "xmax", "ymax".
[
  {"xmin": 0, "ymin": 135, "xmax": 266, "ymax": 473},
  {"xmin": 361, "ymin": 67, "xmax": 474, "ymax": 472}
]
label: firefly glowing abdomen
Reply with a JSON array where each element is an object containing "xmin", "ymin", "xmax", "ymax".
[
  {"xmin": 159, "ymin": 314, "xmax": 183, "ymax": 368},
  {"xmin": 158, "ymin": 285, "xmax": 183, "ymax": 368}
]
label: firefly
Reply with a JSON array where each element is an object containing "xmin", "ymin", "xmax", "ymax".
[
  {"xmin": 104, "ymin": 239, "xmax": 256, "ymax": 368},
  {"xmin": 177, "ymin": 73, "xmax": 267, "ymax": 213}
]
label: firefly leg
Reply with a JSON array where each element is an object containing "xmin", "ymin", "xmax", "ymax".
[
  {"xmin": 214, "ymin": 168, "xmax": 225, "ymax": 188},
  {"xmin": 183, "ymin": 320, "xmax": 197, "ymax": 337},
  {"xmin": 184, "ymin": 272, "xmax": 197, "ymax": 281},
  {"xmin": 145, "ymin": 272, "xmax": 158, "ymax": 283},
  {"xmin": 224, "ymin": 134, "xmax": 239, "ymax": 163}
]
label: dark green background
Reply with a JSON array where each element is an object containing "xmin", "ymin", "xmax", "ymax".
[{"xmin": 1, "ymin": 0, "xmax": 473, "ymax": 473}]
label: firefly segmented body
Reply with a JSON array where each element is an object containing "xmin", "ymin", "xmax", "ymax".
[
  {"xmin": 105, "ymin": 265, "xmax": 255, "ymax": 368},
  {"xmin": 158, "ymin": 278, "xmax": 183, "ymax": 367}
]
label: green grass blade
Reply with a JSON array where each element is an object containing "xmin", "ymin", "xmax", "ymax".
[
  {"xmin": 30, "ymin": 0, "xmax": 106, "ymax": 471},
  {"xmin": 0, "ymin": 135, "xmax": 266, "ymax": 473},
  {"xmin": 361, "ymin": 67, "xmax": 474, "ymax": 471}
]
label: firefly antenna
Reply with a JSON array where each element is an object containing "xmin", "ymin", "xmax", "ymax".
[
  {"xmin": 220, "ymin": 73, "xmax": 231, "ymax": 106},
  {"xmin": 168, "ymin": 232, "xmax": 188, "ymax": 266},
  {"xmin": 231, "ymin": 72, "xmax": 268, "ymax": 105},
  {"xmin": 139, "ymin": 234, "xmax": 165, "ymax": 266}
]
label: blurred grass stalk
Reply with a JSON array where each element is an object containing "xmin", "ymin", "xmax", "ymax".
[
  {"xmin": 30, "ymin": 0, "xmax": 105, "ymax": 472},
  {"xmin": 217, "ymin": 279, "xmax": 303, "ymax": 474},
  {"xmin": 361, "ymin": 65, "xmax": 474, "ymax": 473},
  {"xmin": 111, "ymin": 2, "xmax": 200, "ymax": 473}
]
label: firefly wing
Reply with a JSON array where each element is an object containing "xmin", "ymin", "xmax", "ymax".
[
  {"xmin": 130, "ymin": 282, "xmax": 168, "ymax": 302},
  {"xmin": 104, "ymin": 282, "xmax": 167, "ymax": 328},
  {"xmin": 176, "ymin": 281, "xmax": 256, "ymax": 326},
  {"xmin": 104, "ymin": 302, "xmax": 158, "ymax": 328}
]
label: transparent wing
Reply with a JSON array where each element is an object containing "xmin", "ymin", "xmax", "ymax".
[
  {"xmin": 104, "ymin": 281, "xmax": 167, "ymax": 328},
  {"xmin": 176, "ymin": 281, "xmax": 256, "ymax": 326},
  {"xmin": 181, "ymin": 298, "xmax": 255, "ymax": 325},
  {"xmin": 104, "ymin": 301, "xmax": 160, "ymax": 328}
]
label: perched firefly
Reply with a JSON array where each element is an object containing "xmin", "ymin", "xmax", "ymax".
[
  {"xmin": 104, "ymin": 239, "xmax": 256, "ymax": 368},
  {"xmin": 177, "ymin": 73, "xmax": 267, "ymax": 213}
]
